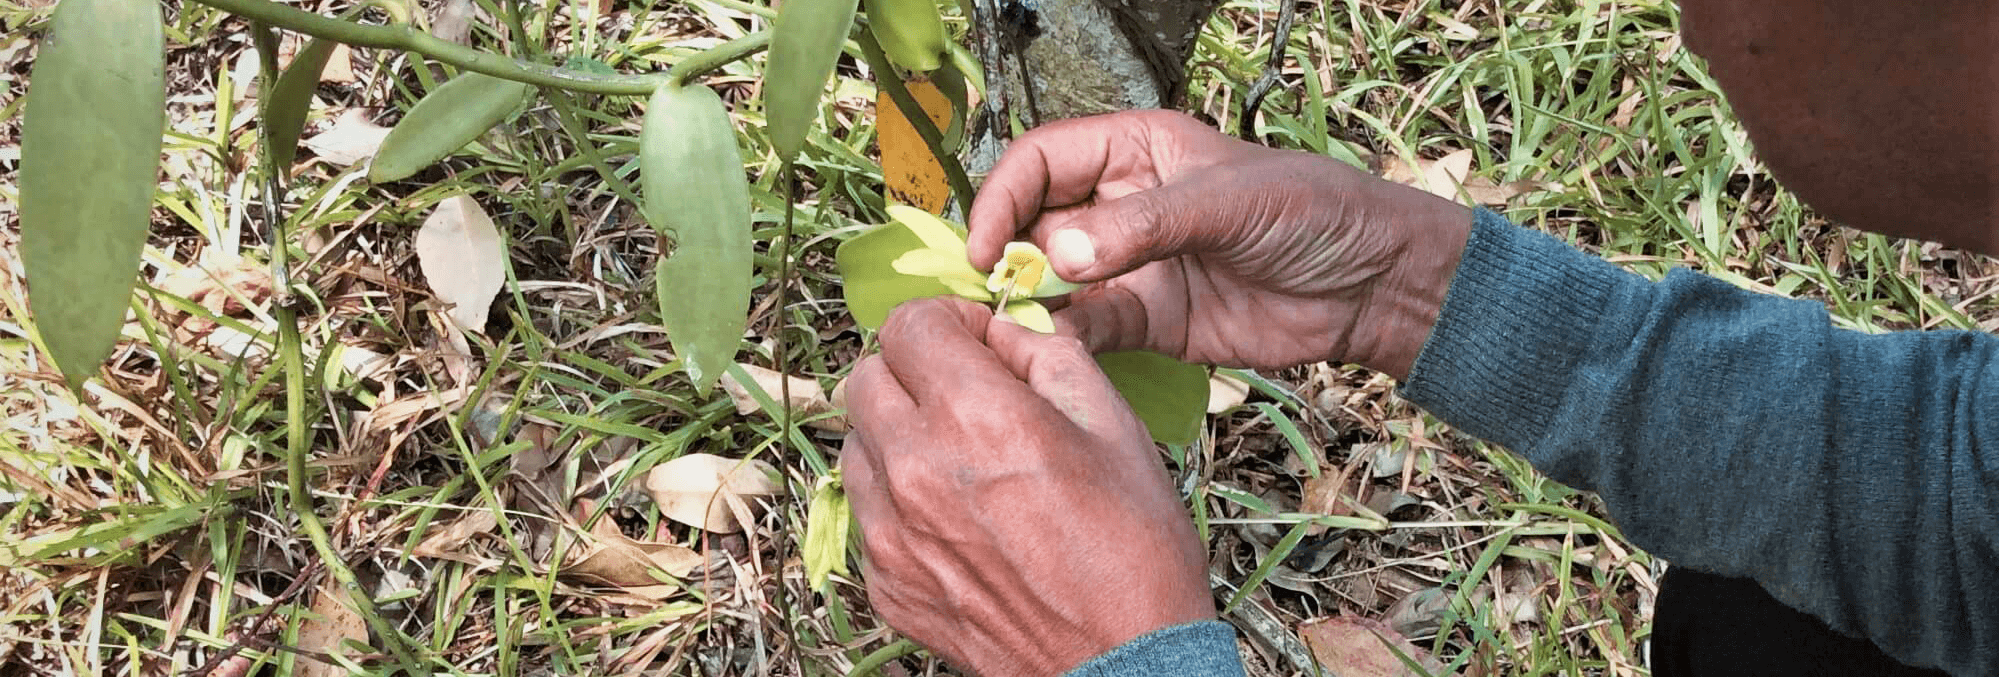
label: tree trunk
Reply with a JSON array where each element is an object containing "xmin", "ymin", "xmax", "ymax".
[{"xmin": 963, "ymin": 0, "xmax": 1221, "ymax": 173}]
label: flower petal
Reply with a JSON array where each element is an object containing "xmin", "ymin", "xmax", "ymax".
[
  {"xmin": 891, "ymin": 250, "xmax": 992, "ymax": 300},
  {"xmin": 1002, "ymin": 300, "xmax": 1055, "ymax": 333},
  {"xmin": 888, "ymin": 205, "xmax": 967, "ymax": 255},
  {"xmin": 892, "ymin": 248, "xmax": 974, "ymax": 279}
]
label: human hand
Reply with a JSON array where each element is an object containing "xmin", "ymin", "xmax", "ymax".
[
  {"xmin": 840, "ymin": 297, "xmax": 1214, "ymax": 676},
  {"xmin": 967, "ymin": 111, "xmax": 1474, "ymax": 379}
]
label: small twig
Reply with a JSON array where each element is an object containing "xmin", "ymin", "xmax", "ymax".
[{"xmin": 1238, "ymin": 0, "xmax": 1300, "ymax": 140}]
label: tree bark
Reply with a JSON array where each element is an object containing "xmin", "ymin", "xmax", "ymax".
[{"xmin": 964, "ymin": 0, "xmax": 1221, "ymax": 173}]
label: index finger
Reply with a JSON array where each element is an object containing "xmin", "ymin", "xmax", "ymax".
[
  {"xmin": 966, "ymin": 115, "xmax": 1132, "ymax": 269},
  {"xmin": 876, "ymin": 297, "xmax": 1038, "ymax": 408}
]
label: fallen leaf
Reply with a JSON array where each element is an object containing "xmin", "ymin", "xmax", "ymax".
[
  {"xmin": 1384, "ymin": 586, "xmax": 1452, "ymax": 639},
  {"xmin": 563, "ymin": 499, "xmax": 704, "ymax": 588},
  {"xmin": 1380, "ymin": 149, "xmax": 1555, "ymax": 207},
  {"xmin": 297, "ymin": 582, "xmax": 369, "ymax": 677},
  {"xmin": 155, "ymin": 259, "xmax": 274, "ymax": 340},
  {"xmin": 1419, "ymin": 148, "xmax": 1476, "ymax": 201},
  {"xmin": 320, "ymin": 43, "xmax": 357, "ymax": 84},
  {"xmin": 644, "ymin": 453, "xmax": 782, "ymax": 533},
  {"xmin": 1207, "ymin": 372, "xmax": 1249, "ymax": 413},
  {"xmin": 301, "ymin": 108, "xmax": 389, "ymax": 166},
  {"xmin": 415, "ymin": 194, "xmax": 507, "ymax": 334},
  {"xmin": 432, "ymin": 0, "xmax": 475, "ymax": 45},
  {"xmin": 1299, "ymin": 469, "xmax": 1354, "ymax": 518},
  {"xmin": 1299, "ymin": 615, "xmax": 1445, "ymax": 677},
  {"xmin": 721, "ymin": 363, "xmax": 846, "ymax": 432},
  {"xmin": 412, "ymin": 508, "xmax": 499, "ymax": 559}
]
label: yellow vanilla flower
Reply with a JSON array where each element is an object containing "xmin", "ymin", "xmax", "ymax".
[{"xmin": 883, "ymin": 206, "xmax": 1077, "ymax": 333}]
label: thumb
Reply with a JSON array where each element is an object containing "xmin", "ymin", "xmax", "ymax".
[{"xmin": 1033, "ymin": 178, "xmax": 1237, "ymax": 283}]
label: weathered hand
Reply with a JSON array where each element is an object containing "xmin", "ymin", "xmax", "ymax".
[
  {"xmin": 840, "ymin": 297, "xmax": 1213, "ymax": 676},
  {"xmin": 967, "ymin": 110, "xmax": 1473, "ymax": 378}
]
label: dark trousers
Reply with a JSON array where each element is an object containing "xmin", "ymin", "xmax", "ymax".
[{"xmin": 1651, "ymin": 568, "xmax": 1950, "ymax": 676}]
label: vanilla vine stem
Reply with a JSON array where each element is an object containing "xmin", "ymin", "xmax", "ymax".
[{"xmin": 185, "ymin": 0, "xmax": 770, "ymax": 93}]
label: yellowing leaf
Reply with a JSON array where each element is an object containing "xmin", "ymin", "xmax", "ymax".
[
  {"xmin": 644, "ymin": 454, "xmax": 783, "ymax": 533},
  {"xmin": 415, "ymin": 194, "xmax": 507, "ymax": 333},
  {"xmin": 878, "ymin": 76, "xmax": 955, "ymax": 213}
]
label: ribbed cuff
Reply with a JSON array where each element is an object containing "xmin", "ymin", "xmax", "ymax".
[
  {"xmin": 1398, "ymin": 209, "xmax": 1639, "ymax": 451},
  {"xmin": 1062, "ymin": 621, "xmax": 1246, "ymax": 677}
]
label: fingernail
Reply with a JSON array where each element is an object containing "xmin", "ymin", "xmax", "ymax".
[
  {"xmin": 1049, "ymin": 229, "xmax": 1096, "ymax": 275},
  {"xmin": 992, "ymin": 310, "xmax": 1020, "ymax": 326}
]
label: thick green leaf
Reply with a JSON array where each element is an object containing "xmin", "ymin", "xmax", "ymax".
[
  {"xmin": 1097, "ymin": 351, "xmax": 1209, "ymax": 446},
  {"xmin": 862, "ymin": 0, "xmax": 947, "ymax": 73},
  {"xmin": 262, "ymin": 38, "xmax": 335, "ymax": 172},
  {"xmin": 834, "ymin": 221, "xmax": 957, "ymax": 329},
  {"xmin": 19, "ymin": 0, "xmax": 166, "ymax": 390},
  {"xmin": 642, "ymin": 84, "xmax": 752, "ymax": 393},
  {"xmin": 765, "ymin": 0, "xmax": 859, "ymax": 162},
  {"xmin": 369, "ymin": 72, "xmax": 532, "ymax": 182}
]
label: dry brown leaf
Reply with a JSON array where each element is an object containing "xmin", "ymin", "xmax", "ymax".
[
  {"xmin": 1299, "ymin": 615, "xmax": 1445, "ymax": 677},
  {"xmin": 415, "ymin": 195, "xmax": 507, "ymax": 334},
  {"xmin": 301, "ymin": 108, "xmax": 389, "ymax": 166},
  {"xmin": 412, "ymin": 509, "xmax": 499, "ymax": 559},
  {"xmin": 563, "ymin": 500, "xmax": 703, "ymax": 589},
  {"xmin": 297, "ymin": 582, "xmax": 369, "ymax": 677},
  {"xmin": 321, "ymin": 43, "xmax": 357, "ymax": 84},
  {"xmin": 644, "ymin": 453, "xmax": 782, "ymax": 533},
  {"xmin": 1207, "ymin": 373, "xmax": 1249, "ymax": 413},
  {"xmin": 432, "ymin": 0, "xmax": 476, "ymax": 45},
  {"xmin": 1420, "ymin": 148, "xmax": 1476, "ymax": 201},
  {"xmin": 721, "ymin": 364, "xmax": 846, "ymax": 432},
  {"xmin": 1381, "ymin": 149, "xmax": 1554, "ymax": 207}
]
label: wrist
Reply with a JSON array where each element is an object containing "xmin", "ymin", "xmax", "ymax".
[{"xmin": 1348, "ymin": 184, "xmax": 1473, "ymax": 380}]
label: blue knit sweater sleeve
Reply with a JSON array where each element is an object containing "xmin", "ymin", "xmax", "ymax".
[
  {"xmin": 1399, "ymin": 209, "xmax": 1998, "ymax": 675},
  {"xmin": 1061, "ymin": 621, "xmax": 1246, "ymax": 677}
]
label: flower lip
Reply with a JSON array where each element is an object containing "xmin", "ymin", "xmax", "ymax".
[{"xmin": 987, "ymin": 241, "xmax": 1082, "ymax": 298}]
